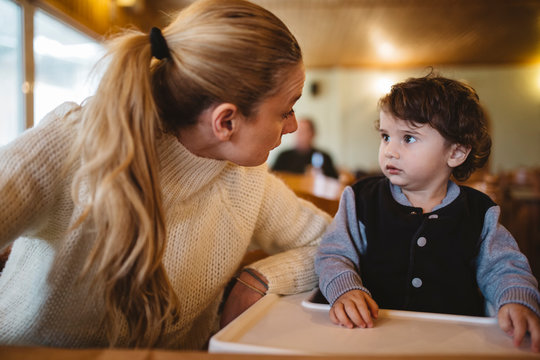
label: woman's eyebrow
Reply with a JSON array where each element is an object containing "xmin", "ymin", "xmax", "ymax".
[{"xmin": 290, "ymin": 93, "xmax": 302, "ymax": 104}]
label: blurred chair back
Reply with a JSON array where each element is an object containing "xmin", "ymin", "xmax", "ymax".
[
  {"xmin": 273, "ymin": 171, "xmax": 345, "ymax": 215},
  {"xmin": 461, "ymin": 172, "xmax": 503, "ymax": 203},
  {"xmin": 494, "ymin": 167, "xmax": 540, "ymax": 282}
]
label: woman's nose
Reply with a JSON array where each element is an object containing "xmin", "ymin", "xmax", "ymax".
[{"xmin": 283, "ymin": 116, "xmax": 298, "ymax": 135}]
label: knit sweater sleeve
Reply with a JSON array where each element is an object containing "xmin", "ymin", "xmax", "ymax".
[
  {"xmin": 314, "ymin": 186, "xmax": 371, "ymax": 306},
  {"xmin": 476, "ymin": 206, "xmax": 540, "ymax": 317},
  {"xmin": 0, "ymin": 102, "xmax": 78, "ymax": 249},
  {"xmin": 246, "ymin": 173, "xmax": 332, "ymax": 295}
]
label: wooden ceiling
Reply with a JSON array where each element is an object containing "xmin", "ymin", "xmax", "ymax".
[
  {"xmin": 40, "ymin": 0, "xmax": 540, "ymax": 69},
  {"xmin": 147, "ymin": 0, "xmax": 540, "ymax": 69}
]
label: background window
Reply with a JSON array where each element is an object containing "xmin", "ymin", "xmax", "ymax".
[
  {"xmin": 0, "ymin": 0, "xmax": 23, "ymax": 146},
  {"xmin": 34, "ymin": 9, "xmax": 104, "ymax": 125}
]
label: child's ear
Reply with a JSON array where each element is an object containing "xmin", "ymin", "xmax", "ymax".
[
  {"xmin": 210, "ymin": 103, "xmax": 240, "ymax": 141},
  {"xmin": 447, "ymin": 143, "xmax": 471, "ymax": 168}
]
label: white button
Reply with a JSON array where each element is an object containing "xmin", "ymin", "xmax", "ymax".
[
  {"xmin": 410, "ymin": 211, "xmax": 417, "ymax": 215},
  {"xmin": 417, "ymin": 237, "xmax": 427, "ymax": 247},
  {"xmin": 428, "ymin": 214, "xmax": 438, "ymax": 219},
  {"xmin": 412, "ymin": 277, "xmax": 423, "ymax": 288}
]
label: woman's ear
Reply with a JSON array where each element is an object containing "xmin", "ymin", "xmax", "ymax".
[
  {"xmin": 447, "ymin": 143, "xmax": 471, "ymax": 168},
  {"xmin": 211, "ymin": 103, "xmax": 240, "ymax": 141}
]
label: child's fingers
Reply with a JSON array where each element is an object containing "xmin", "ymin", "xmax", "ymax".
[
  {"xmin": 498, "ymin": 305, "xmax": 527, "ymax": 348},
  {"xmin": 353, "ymin": 301, "xmax": 373, "ymax": 328},
  {"xmin": 329, "ymin": 291, "xmax": 379, "ymax": 329},
  {"xmin": 364, "ymin": 295, "xmax": 379, "ymax": 319},
  {"xmin": 330, "ymin": 302, "xmax": 355, "ymax": 329},
  {"xmin": 528, "ymin": 316, "xmax": 540, "ymax": 352},
  {"xmin": 498, "ymin": 303, "xmax": 540, "ymax": 352},
  {"xmin": 511, "ymin": 315, "xmax": 527, "ymax": 348},
  {"xmin": 498, "ymin": 308, "xmax": 514, "ymax": 336},
  {"xmin": 345, "ymin": 300, "xmax": 369, "ymax": 328},
  {"xmin": 329, "ymin": 303, "xmax": 341, "ymax": 325}
]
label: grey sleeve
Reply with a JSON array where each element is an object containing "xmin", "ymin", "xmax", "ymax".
[
  {"xmin": 476, "ymin": 206, "xmax": 540, "ymax": 317},
  {"xmin": 314, "ymin": 186, "xmax": 371, "ymax": 306}
]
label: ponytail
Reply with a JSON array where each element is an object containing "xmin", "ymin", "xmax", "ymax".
[
  {"xmin": 71, "ymin": 29, "xmax": 179, "ymax": 347},
  {"xmin": 69, "ymin": 0, "xmax": 303, "ymax": 347}
]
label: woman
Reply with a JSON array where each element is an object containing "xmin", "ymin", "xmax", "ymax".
[{"xmin": 0, "ymin": 0, "xmax": 331, "ymax": 349}]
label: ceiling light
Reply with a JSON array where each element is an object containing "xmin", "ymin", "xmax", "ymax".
[
  {"xmin": 377, "ymin": 42, "xmax": 395, "ymax": 60},
  {"xmin": 116, "ymin": 0, "xmax": 137, "ymax": 7}
]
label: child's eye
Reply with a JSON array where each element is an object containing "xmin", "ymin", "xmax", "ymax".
[
  {"xmin": 381, "ymin": 133, "xmax": 390, "ymax": 142},
  {"xmin": 404, "ymin": 135, "xmax": 417, "ymax": 144},
  {"xmin": 281, "ymin": 109, "xmax": 295, "ymax": 119}
]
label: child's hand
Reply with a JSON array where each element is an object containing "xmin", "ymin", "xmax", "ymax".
[
  {"xmin": 330, "ymin": 289, "xmax": 379, "ymax": 329},
  {"xmin": 498, "ymin": 303, "xmax": 540, "ymax": 352}
]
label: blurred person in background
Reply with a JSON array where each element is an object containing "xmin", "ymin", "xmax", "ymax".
[{"xmin": 272, "ymin": 117, "xmax": 340, "ymax": 179}]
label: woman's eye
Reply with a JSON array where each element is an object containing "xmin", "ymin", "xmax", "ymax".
[
  {"xmin": 404, "ymin": 135, "xmax": 417, "ymax": 144},
  {"xmin": 281, "ymin": 109, "xmax": 295, "ymax": 119}
]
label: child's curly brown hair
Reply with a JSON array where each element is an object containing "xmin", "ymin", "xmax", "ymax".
[{"xmin": 378, "ymin": 73, "xmax": 491, "ymax": 181}]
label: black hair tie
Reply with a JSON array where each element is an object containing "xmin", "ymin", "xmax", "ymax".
[{"xmin": 149, "ymin": 27, "xmax": 171, "ymax": 60}]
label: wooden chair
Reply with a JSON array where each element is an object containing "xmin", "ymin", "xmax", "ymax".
[
  {"xmin": 498, "ymin": 167, "xmax": 540, "ymax": 282},
  {"xmin": 461, "ymin": 172, "xmax": 503, "ymax": 203}
]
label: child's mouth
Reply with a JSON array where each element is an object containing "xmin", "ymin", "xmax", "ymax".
[{"xmin": 386, "ymin": 165, "xmax": 401, "ymax": 174}]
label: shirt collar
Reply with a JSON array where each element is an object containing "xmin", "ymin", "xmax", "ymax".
[{"xmin": 389, "ymin": 179, "xmax": 460, "ymax": 211}]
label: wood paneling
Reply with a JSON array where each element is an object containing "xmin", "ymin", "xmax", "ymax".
[
  {"xmin": 32, "ymin": 0, "xmax": 540, "ymax": 68},
  {"xmin": 158, "ymin": 0, "xmax": 540, "ymax": 68},
  {"xmin": 35, "ymin": 0, "xmax": 153, "ymax": 39}
]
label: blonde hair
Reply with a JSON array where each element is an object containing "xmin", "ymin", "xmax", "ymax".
[
  {"xmin": 153, "ymin": 0, "xmax": 302, "ymax": 130},
  {"xmin": 70, "ymin": 0, "xmax": 302, "ymax": 347}
]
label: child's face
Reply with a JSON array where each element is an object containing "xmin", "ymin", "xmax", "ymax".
[{"xmin": 378, "ymin": 110, "xmax": 455, "ymax": 192}]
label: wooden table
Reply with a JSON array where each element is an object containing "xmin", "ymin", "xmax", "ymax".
[{"xmin": 1, "ymin": 345, "xmax": 538, "ymax": 359}]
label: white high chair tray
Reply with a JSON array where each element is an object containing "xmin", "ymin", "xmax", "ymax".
[{"xmin": 209, "ymin": 289, "xmax": 537, "ymax": 356}]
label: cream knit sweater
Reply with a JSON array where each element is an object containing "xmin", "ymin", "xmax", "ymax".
[{"xmin": 0, "ymin": 103, "xmax": 331, "ymax": 349}]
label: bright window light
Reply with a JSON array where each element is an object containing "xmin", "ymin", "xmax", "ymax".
[
  {"xmin": 34, "ymin": 10, "xmax": 105, "ymax": 125},
  {"xmin": 0, "ymin": 0, "xmax": 23, "ymax": 146}
]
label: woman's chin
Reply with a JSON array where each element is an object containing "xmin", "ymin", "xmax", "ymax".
[{"xmin": 232, "ymin": 155, "xmax": 268, "ymax": 167}]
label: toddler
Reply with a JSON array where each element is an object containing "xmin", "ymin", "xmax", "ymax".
[{"xmin": 315, "ymin": 74, "xmax": 540, "ymax": 352}]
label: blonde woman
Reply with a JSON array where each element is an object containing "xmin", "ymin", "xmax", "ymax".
[{"xmin": 0, "ymin": 0, "xmax": 331, "ymax": 349}]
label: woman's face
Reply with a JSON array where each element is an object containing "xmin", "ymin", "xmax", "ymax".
[{"xmin": 231, "ymin": 63, "xmax": 305, "ymax": 166}]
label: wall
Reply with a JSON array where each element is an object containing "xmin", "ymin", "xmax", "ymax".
[
  {"xmin": 35, "ymin": 0, "xmax": 153, "ymax": 37},
  {"xmin": 268, "ymin": 64, "xmax": 540, "ymax": 175}
]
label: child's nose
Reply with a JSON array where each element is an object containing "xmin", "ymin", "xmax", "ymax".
[{"xmin": 384, "ymin": 143, "xmax": 399, "ymax": 159}]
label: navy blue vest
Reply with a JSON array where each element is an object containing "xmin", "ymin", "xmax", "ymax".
[{"xmin": 352, "ymin": 176, "xmax": 496, "ymax": 316}]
